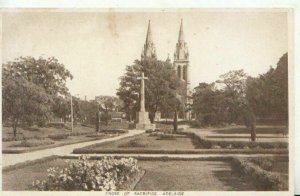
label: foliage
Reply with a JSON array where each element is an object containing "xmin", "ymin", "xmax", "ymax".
[
  {"xmin": 3, "ymin": 56, "xmax": 73, "ymax": 96},
  {"xmin": 117, "ymin": 58, "xmax": 184, "ymax": 122},
  {"xmin": 2, "ymin": 56, "xmax": 73, "ymax": 135},
  {"xmin": 32, "ymin": 156, "xmax": 140, "ymax": 191},
  {"xmin": 2, "ymin": 70, "xmax": 53, "ymax": 136},
  {"xmin": 245, "ymin": 53, "xmax": 288, "ymax": 122},
  {"xmin": 232, "ymin": 157, "xmax": 288, "ymax": 191}
]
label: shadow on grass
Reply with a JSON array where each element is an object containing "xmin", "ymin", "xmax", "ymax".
[{"xmin": 211, "ymin": 126, "xmax": 287, "ymax": 135}]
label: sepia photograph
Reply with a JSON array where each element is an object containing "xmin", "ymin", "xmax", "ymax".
[{"xmin": 1, "ymin": 8, "xmax": 292, "ymax": 194}]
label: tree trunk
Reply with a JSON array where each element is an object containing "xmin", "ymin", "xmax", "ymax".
[
  {"xmin": 96, "ymin": 112, "xmax": 99, "ymax": 132},
  {"xmin": 250, "ymin": 113, "xmax": 256, "ymax": 142},
  {"xmin": 12, "ymin": 119, "xmax": 18, "ymax": 138},
  {"xmin": 173, "ymin": 110, "xmax": 178, "ymax": 133}
]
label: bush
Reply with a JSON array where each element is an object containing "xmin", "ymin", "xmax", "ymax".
[
  {"xmin": 48, "ymin": 133, "xmax": 69, "ymax": 140},
  {"xmin": 232, "ymin": 157, "xmax": 288, "ymax": 190},
  {"xmin": 11, "ymin": 139, "xmax": 54, "ymax": 148},
  {"xmin": 32, "ymin": 156, "xmax": 140, "ymax": 191}
]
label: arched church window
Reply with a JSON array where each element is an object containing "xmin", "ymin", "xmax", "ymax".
[
  {"xmin": 183, "ymin": 66, "xmax": 187, "ymax": 81},
  {"xmin": 177, "ymin": 66, "xmax": 181, "ymax": 78}
]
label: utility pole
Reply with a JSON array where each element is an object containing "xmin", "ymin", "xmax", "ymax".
[{"xmin": 70, "ymin": 94, "xmax": 74, "ymax": 132}]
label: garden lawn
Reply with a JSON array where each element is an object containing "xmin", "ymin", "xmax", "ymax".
[
  {"xmin": 2, "ymin": 124, "xmax": 95, "ymax": 140},
  {"xmin": 2, "ymin": 158, "xmax": 69, "ymax": 191},
  {"xmin": 134, "ymin": 160, "xmax": 256, "ymax": 191},
  {"xmin": 3, "ymin": 158, "xmax": 256, "ymax": 191},
  {"xmin": 83, "ymin": 133, "xmax": 195, "ymax": 150}
]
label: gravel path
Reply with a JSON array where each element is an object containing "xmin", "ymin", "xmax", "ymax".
[{"xmin": 2, "ymin": 129, "xmax": 144, "ymax": 167}]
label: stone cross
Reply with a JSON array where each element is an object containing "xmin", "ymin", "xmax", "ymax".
[{"xmin": 137, "ymin": 72, "xmax": 148, "ymax": 112}]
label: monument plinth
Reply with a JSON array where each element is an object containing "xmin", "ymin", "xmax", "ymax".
[{"xmin": 135, "ymin": 72, "xmax": 155, "ymax": 130}]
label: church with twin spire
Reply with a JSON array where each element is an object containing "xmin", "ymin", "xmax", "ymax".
[{"xmin": 141, "ymin": 20, "xmax": 192, "ymax": 120}]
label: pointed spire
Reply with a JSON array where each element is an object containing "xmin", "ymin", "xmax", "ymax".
[
  {"xmin": 141, "ymin": 20, "xmax": 156, "ymax": 61},
  {"xmin": 145, "ymin": 20, "xmax": 153, "ymax": 44},
  {"xmin": 178, "ymin": 19, "xmax": 184, "ymax": 43}
]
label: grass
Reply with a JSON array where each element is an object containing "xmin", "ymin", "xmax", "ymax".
[
  {"xmin": 3, "ymin": 158, "xmax": 256, "ymax": 191},
  {"xmin": 134, "ymin": 160, "xmax": 256, "ymax": 191},
  {"xmin": 79, "ymin": 133, "xmax": 195, "ymax": 151},
  {"xmin": 10, "ymin": 139, "xmax": 54, "ymax": 147},
  {"xmin": 3, "ymin": 132, "xmax": 119, "ymax": 154},
  {"xmin": 2, "ymin": 158, "xmax": 69, "ymax": 191},
  {"xmin": 2, "ymin": 124, "xmax": 95, "ymax": 141}
]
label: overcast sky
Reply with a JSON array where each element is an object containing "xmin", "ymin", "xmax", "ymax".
[{"xmin": 2, "ymin": 9, "xmax": 288, "ymax": 100}]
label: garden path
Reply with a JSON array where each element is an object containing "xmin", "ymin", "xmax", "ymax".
[{"xmin": 2, "ymin": 129, "xmax": 145, "ymax": 167}]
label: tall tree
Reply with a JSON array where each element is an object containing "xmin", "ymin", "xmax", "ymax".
[
  {"xmin": 2, "ymin": 56, "xmax": 73, "ymax": 134},
  {"xmin": 2, "ymin": 69, "xmax": 53, "ymax": 136},
  {"xmin": 117, "ymin": 58, "xmax": 183, "ymax": 122}
]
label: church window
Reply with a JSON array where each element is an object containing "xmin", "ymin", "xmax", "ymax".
[
  {"xmin": 183, "ymin": 66, "xmax": 187, "ymax": 81},
  {"xmin": 177, "ymin": 66, "xmax": 181, "ymax": 78}
]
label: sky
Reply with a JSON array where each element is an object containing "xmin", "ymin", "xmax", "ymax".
[{"xmin": 2, "ymin": 9, "xmax": 288, "ymax": 100}]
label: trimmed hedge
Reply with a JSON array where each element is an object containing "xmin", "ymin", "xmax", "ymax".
[
  {"xmin": 185, "ymin": 132, "xmax": 288, "ymax": 149},
  {"xmin": 72, "ymin": 147, "xmax": 288, "ymax": 155},
  {"xmin": 232, "ymin": 157, "xmax": 288, "ymax": 191},
  {"xmin": 61, "ymin": 154, "xmax": 234, "ymax": 162}
]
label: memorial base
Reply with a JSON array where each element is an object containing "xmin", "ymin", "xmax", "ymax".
[{"xmin": 135, "ymin": 111, "xmax": 156, "ymax": 130}]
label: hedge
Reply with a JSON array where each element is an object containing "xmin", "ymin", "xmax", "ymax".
[
  {"xmin": 184, "ymin": 132, "xmax": 288, "ymax": 149},
  {"xmin": 232, "ymin": 157, "xmax": 288, "ymax": 191},
  {"xmin": 61, "ymin": 154, "xmax": 233, "ymax": 162},
  {"xmin": 72, "ymin": 147, "xmax": 288, "ymax": 155}
]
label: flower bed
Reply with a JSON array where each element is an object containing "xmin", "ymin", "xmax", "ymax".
[
  {"xmin": 32, "ymin": 156, "xmax": 142, "ymax": 191},
  {"xmin": 232, "ymin": 157, "xmax": 288, "ymax": 191}
]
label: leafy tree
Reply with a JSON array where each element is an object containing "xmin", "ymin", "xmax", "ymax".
[
  {"xmin": 4, "ymin": 56, "xmax": 73, "ymax": 96},
  {"xmin": 217, "ymin": 69, "xmax": 248, "ymax": 124},
  {"xmin": 192, "ymin": 83, "xmax": 225, "ymax": 126},
  {"xmin": 95, "ymin": 96, "xmax": 123, "ymax": 124},
  {"xmin": 2, "ymin": 68, "xmax": 53, "ymax": 136},
  {"xmin": 117, "ymin": 58, "xmax": 183, "ymax": 122},
  {"xmin": 2, "ymin": 56, "xmax": 73, "ymax": 135}
]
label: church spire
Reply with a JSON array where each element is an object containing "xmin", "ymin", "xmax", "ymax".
[
  {"xmin": 174, "ymin": 19, "xmax": 189, "ymax": 60},
  {"xmin": 141, "ymin": 20, "xmax": 156, "ymax": 61},
  {"xmin": 178, "ymin": 19, "xmax": 184, "ymax": 43},
  {"xmin": 145, "ymin": 20, "xmax": 153, "ymax": 44}
]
